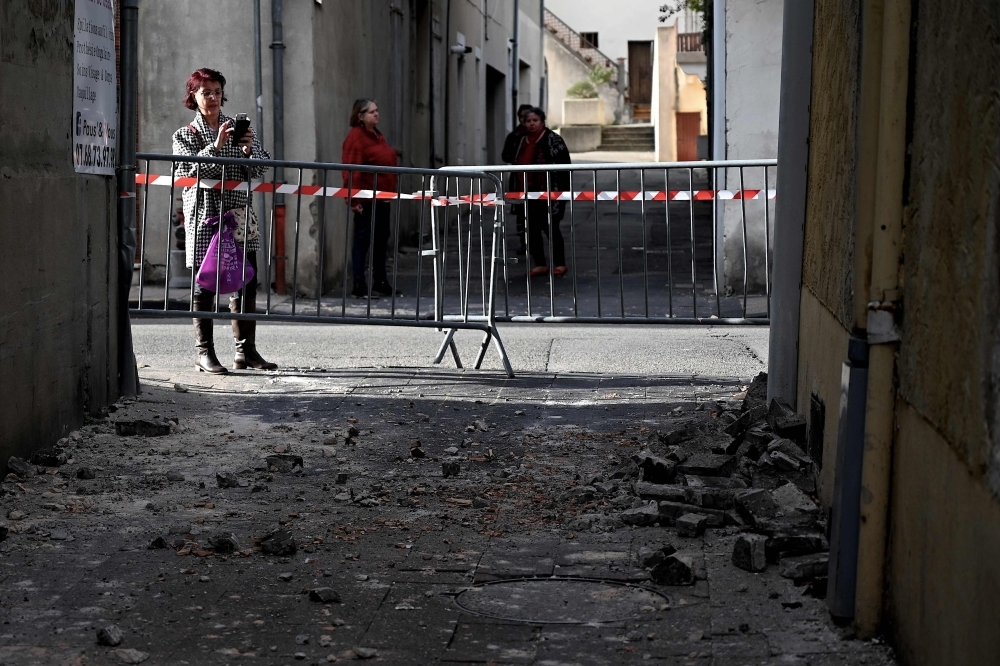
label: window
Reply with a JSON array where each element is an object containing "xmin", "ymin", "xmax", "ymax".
[{"xmin": 579, "ymin": 32, "xmax": 599, "ymax": 49}]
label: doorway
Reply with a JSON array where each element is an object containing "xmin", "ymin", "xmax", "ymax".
[
  {"xmin": 486, "ymin": 65, "xmax": 507, "ymax": 165},
  {"xmin": 628, "ymin": 40, "xmax": 653, "ymax": 122}
]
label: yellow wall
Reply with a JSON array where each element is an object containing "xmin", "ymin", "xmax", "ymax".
[
  {"xmin": 887, "ymin": 402, "xmax": 1000, "ymax": 665},
  {"xmin": 796, "ymin": 287, "xmax": 851, "ymax": 506}
]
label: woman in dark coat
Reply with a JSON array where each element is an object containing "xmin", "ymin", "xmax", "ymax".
[
  {"xmin": 172, "ymin": 68, "xmax": 275, "ymax": 374},
  {"xmin": 507, "ymin": 107, "xmax": 572, "ymax": 276}
]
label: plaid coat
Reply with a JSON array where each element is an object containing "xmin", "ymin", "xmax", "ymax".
[{"xmin": 172, "ymin": 112, "xmax": 270, "ymax": 268}]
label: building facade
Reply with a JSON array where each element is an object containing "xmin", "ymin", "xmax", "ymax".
[{"xmin": 771, "ymin": 0, "xmax": 1000, "ymax": 662}]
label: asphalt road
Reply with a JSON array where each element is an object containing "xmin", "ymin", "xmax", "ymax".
[{"xmin": 131, "ymin": 321, "xmax": 769, "ymax": 380}]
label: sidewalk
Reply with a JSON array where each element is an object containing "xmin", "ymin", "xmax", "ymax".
[{"xmin": 0, "ymin": 326, "xmax": 895, "ymax": 665}]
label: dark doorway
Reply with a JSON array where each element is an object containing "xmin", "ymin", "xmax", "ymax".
[
  {"xmin": 486, "ymin": 65, "xmax": 507, "ymax": 165},
  {"xmin": 628, "ymin": 40, "xmax": 653, "ymax": 121},
  {"xmin": 676, "ymin": 112, "xmax": 701, "ymax": 161}
]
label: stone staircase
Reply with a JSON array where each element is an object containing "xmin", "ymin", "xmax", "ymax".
[{"xmin": 599, "ymin": 124, "xmax": 655, "ymax": 152}]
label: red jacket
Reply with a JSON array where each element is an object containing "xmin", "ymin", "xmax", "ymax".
[{"xmin": 341, "ymin": 125, "xmax": 398, "ymax": 195}]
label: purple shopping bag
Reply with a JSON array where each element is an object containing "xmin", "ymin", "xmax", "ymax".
[{"xmin": 196, "ymin": 211, "xmax": 255, "ymax": 294}]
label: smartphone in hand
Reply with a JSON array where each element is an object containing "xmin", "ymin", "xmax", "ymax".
[{"xmin": 231, "ymin": 113, "xmax": 251, "ymax": 146}]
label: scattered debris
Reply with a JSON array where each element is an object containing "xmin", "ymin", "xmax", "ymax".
[
  {"xmin": 352, "ymin": 647, "xmax": 379, "ymax": 659},
  {"xmin": 442, "ymin": 461, "xmax": 460, "ymax": 478},
  {"xmin": 216, "ymin": 471, "xmax": 239, "ymax": 489},
  {"xmin": 649, "ymin": 554, "xmax": 695, "ymax": 586},
  {"xmin": 97, "ymin": 625, "xmax": 124, "ymax": 647},
  {"xmin": 115, "ymin": 420, "xmax": 171, "ymax": 437},
  {"xmin": 31, "ymin": 448, "xmax": 67, "ymax": 467},
  {"xmin": 113, "ymin": 648, "xmax": 149, "ymax": 664},
  {"xmin": 779, "ymin": 553, "xmax": 829, "ymax": 583},
  {"xmin": 676, "ymin": 513, "xmax": 708, "ymax": 538},
  {"xmin": 309, "ymin": 587, "xmax": 342, "ymax": 603},
  {"xmin": 76, "ymin": 467, "xmax": 97, "ymax": 480},
  {"xmin": 6, "ymin": 457, "xmax": 35, "ymax": 478},
  {"xmin": 732, "ymin": 534, "xmax": 768, "ymax": 572},
  {"xmin": 260, "ymin": 530, "xmax": 297, "ymax": 556},
  {"xmin": 210, "ymin": 533, "xmax": 239, "ymax": 554},
  {"xmin": 266, "ymin": 454, "xmax": 304, "ymax": 473}
]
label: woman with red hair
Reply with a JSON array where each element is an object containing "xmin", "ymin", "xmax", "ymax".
[{"xmin": 172, "ymin": 68, "xmax": 275, "ymax": 374}]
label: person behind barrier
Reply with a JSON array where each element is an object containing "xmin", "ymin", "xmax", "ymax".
[
  {"xmin": 341, "ymin": 98, "xmax": 401, "ymax": 299},
  {"xmin": 172, "ymin": 67, "xmax": 276, "ymax": 374},
  {"xmin": 509, "ymin": 107, "xmax": 572, "ymax": 276},
  {"xmin": 501, "ymin": 104, "xmax": 536, "ymax": 164}
]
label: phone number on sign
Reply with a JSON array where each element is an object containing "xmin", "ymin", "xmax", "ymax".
[{"xmin": 75, "ymin": 142, "xmax": 116, "ymax": 170}]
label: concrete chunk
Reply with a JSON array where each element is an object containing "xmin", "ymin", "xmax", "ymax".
[
  {"xmin": 677, "ymin": 453, "xmax": 736, "ymax": 478},
  {"xmin": 649, "ymin": 554, "xmax": 695, "ymax": 585},
  {"xmin": 658, "ymin": 501, "xmax": 729, "ymax": 527},
  {"xmin": 765, "ymin": 533, "xmax": 829, "ymax": 563},
  {"xmin": 637, "ymin": 544, "xmax": 677, "ymax": 568},
  {"xmin": 780, "ymin": 553, "xmax": 829, "ymax": 582},
  {"xmin": 734, "ymin": 489, "xmax": 780, "ymax": 528},
  {"xmin": 676, "ymin": 513, "xmax": 708, "ymax": 537},
  {"xmin": 114, "ymin": 420, "xmax": 170, "ymax": 437},
  {"xmin": 634, "ymin": 481, "xmax": 687, "ymax": 503},
  {"xmin": 634, "ymin": 451, "xmax": 677, "ymax": 484},
  {"xmin": 732, "ymin": 534, "xmax": 768, "ymax": 572},
  {"xmin": 620, "ymin": 501, "xmax": 660, "ymax": 527},
  {"xmin": 6, "ymin": 457, "xmax": 35, "ymax": 478},
  {"xmin": 771, "ymin": 482, "xmax": 819, "ymax": 516},
  {"xmin": 767, "ymin": 399, "xmax": 807, "ymax": 442}
]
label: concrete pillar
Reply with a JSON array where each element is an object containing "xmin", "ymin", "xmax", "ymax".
[
  {"xmin": 766, "ymin": 0, "xmax": 814, "ymax": 408},
  {"xmin": 653, "ymin": 25, "xmax": 678, "ymax": 163}
]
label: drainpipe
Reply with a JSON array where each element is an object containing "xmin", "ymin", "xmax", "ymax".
[
  {"xmin": 270, "ymin": 0, "xmax": 287, "ymax": 293},
  {"xmin": 511, "ymin": 0, "xmax": 519, "ymax": 123},
  {"xmin": 826, "ymin": 0, "xmax": 885, "ymax": 624},
  {"xmin": 538, "ymin": 0, "xmax": 545, "ymax": 110},
  {"xmin": 116, "ymin": 0, "xmax": 139, "ymax": 397},
  {"xmin": 854, "ymin": 0, "xmax": 911, "ymax": 638},
  {"xmin": 444, "ymin": 0, "xmax": 452, "ymax": 164}
]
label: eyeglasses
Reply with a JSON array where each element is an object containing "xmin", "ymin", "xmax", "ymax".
[{"xmin": 197, "ymin": 90, "xmax": 223, "ymax": 98}]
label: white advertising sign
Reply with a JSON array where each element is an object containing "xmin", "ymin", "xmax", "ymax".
[{"xmin": 73, "ymin": 0, "xmax": 118, "ymax": 175}]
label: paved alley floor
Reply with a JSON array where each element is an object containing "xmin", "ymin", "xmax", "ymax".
[{"xmin": 0, "ymin": 324, "xmax": 896, "ymax": 665}]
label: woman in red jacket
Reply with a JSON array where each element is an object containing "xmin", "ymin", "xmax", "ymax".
[{"xmin": 341, "ymin": 99, "xmax": 400, "ymax": 298}]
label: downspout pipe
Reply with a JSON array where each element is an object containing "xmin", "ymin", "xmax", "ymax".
[
  {"xmin": 825, "ymin": 0, "xmax": 885, "ymax": 625},
  {"xmin": 539, "ymin": 0, "xmax": 545, "ymax": 110},
  {"xmin": 270, "ymin": 0, "xmax": 286, "ymax": 202},
  {"xmin": 444, "ymin": 0, "xmax": 452, "ymax": 165},
  {"xmin": 116, "ymin": 0, "xmax": 140, "ymax": 397},
  {"xmin": 855, "ymin": 0, "xmax": 911, "ymax": 638},
  {"xmin": 511, "ymin": 0, "xmax": 520, "ymax": 124}
]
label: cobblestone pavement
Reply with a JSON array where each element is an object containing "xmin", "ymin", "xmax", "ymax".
[{"xmin": 0, "ymin": 329, "xmax": 896, "ymax": 666}]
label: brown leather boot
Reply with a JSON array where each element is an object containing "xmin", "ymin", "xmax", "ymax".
[
  {"xmin": 231, "ymin": 297, "xmax": 277, "ymax": 371},
  {"xmin": 193, "ymin": 292, "xmax": 227, "ymax": 374}
]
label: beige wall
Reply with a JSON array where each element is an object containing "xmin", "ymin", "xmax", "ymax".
[
  {"xmin": 138, "ymin": 0, "xmax": 535, "ymax": 294},
  {"xmin": 652, "ymin": 26, "xmax": 677, "ymax": 162}
]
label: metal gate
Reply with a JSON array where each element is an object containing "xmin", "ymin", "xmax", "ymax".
[
  {"xmin": 436, "ymin": 159, "xmax": 776, "ymax": 326},
  {"xmin": 130, "ymin": 152, "xmax": 514, "ymax": 377}
]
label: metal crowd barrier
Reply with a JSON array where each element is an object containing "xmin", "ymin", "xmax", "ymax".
[
  {"xmin": 440, "ymin": 159, "xmax": 776, "ymax": 325},
  {"xmin": 131, "ymin": 152, "xmax": 514, "ymax": 378}
]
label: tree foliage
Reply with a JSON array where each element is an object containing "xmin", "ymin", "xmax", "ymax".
[{"xmin": 659, "ymin": 0, "xmax": 705, "ymax": 22}]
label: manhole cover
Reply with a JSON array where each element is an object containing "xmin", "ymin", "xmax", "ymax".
[{"xmin": 455, "ymin": 577, "xmax": 668, "ymax": 624}]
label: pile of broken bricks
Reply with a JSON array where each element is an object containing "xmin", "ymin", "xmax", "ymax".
[{"xmin": 613, "ymin": 373, "xmax": 830, "ymax": 593}]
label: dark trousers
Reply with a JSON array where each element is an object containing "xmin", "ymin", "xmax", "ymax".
[
  {"xmin": 516, "ymin": 200, "xmax": 565, "ymax": 268},
  {"xmin": 352, "ymin": 201, "xmax": 391, "ymax": 287},
  {"xmin": 193, "ymin": 250, "xmax": 258, "ymax": 302}
]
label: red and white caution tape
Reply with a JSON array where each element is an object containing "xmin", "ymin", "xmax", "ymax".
[{"xmin": 135, "ymin": 174, "xmax": 775, "ymax": 205}]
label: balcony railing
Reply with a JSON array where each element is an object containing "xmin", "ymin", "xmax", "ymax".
[{"xmin": 678, "ymin": 32, "xmax": 704, "ymax": 53}]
